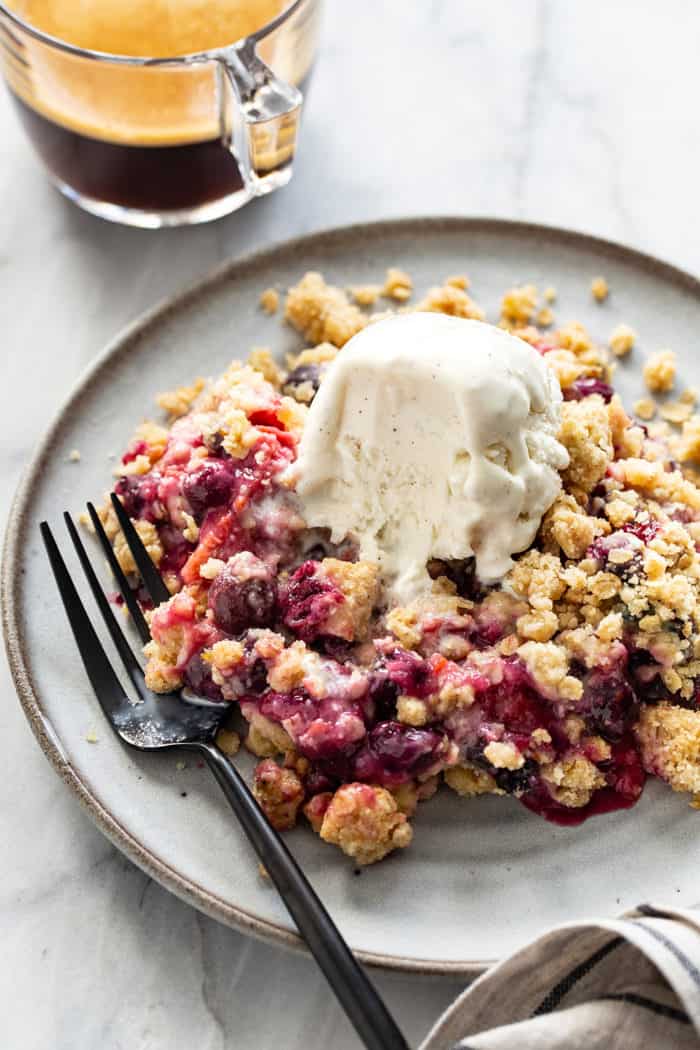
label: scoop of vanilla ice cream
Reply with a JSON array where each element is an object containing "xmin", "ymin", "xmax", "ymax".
[{"xmin": 294, "ymin": 313, "xmax": 569, "ymax": 603}]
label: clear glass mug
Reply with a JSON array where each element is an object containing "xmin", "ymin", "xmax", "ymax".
[{"xmin": 0, "ymin": 0, "xmax": 321, "ymax": 226}]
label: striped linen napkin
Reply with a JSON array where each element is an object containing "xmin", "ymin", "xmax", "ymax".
[{"xmin": 421, "ymin": 905, "xmax": 700, "ymax": 1050}]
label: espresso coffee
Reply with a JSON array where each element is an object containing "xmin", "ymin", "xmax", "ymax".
[
  {"xmin": 2, "ymin": 0, "xmax": 308, "ymax": 214},
  {"xmin": 11, "ymin": 94, "xmax": 250, "ymax": 211}
]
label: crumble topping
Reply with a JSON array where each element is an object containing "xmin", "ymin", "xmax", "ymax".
[
  {"xmin": 643, "ymin": 349, "xmax": 677, "ymax": 393},
  {"xmin": 350, "ymin": 284, "xmax": 382, "ymax": 306},
  {"xmin": 97, "ymin": 264, "xmax": 700, "ymax": 864},
  {"xmin": 382, "ymin": 267, "xmax": 413, "ymax": 302},
  {"xmin": 259, "ymin": 287, "xmax": 280, "ymax": 314},
  {"xmin": 500, "ymin": 284, "xmax": 538, "ymax": 327},
  {"xmin": 253, "ymin": 759, "xmax": 305, "ymax": 830},
  {"xmin": 416, "ymin": 282, "xmax": 484, "ymax": 320},
  {"xmin": 540, "ymin": 754, "xmax": 605, "ymax": 807},
  {"xmin": 445, "ymin": 764, "xmax": 501, "ymax": 798},
  {"xmin": 634, "ymin": 397, "xmax": 656, "ymax": 421},
  {"xmin": 609, "ymin": 323, "xmax": 636, "ymax": 357},
  {"xmin": 558, "ymin": 397, "xmax": 613, "ymax": 498},
  {"xmin": 284, "ymin": 272, "xmax": 367, "ymax": 347},
  {"xmin": 636, "ymin": 704, "xmax": 700, "ymax": 795},
  {"xmin": 591, "ymin": 276, "xmax": 609, "ymax": 302},
  {"xmin": 318, "ymin": 783, "xmax": 413, "ymax": 865},
  {"xmin": 215, "ymin": 728, "xmax": 240, "ymax": 756}
]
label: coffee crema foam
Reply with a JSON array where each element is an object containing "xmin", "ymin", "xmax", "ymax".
[
  {"xmin": 3, "ymin": 0, "xmax": 295, "ymax": 145},
  {"xmin": 11, "ymin": 0, "xmax": 286, "ymax": 56}
]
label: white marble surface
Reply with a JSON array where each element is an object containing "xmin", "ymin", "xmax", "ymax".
[{"xmin": 2, "ymin": 2, "xmax": 700, "ymax": 1048}]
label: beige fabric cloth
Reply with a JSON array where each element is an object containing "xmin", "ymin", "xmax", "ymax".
[{"xmin": 421, "ymin": 905, "xmax": 700, "ymax": 1050}]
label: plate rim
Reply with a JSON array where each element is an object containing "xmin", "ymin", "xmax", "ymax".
[{"xmin": 4, "ymin": 215, "xmax": 700, "ymax": 976}]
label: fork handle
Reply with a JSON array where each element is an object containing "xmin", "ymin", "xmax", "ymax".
[{"xmin": 192, "ymin": 741, "xmax": 410, "ymax": 1050}]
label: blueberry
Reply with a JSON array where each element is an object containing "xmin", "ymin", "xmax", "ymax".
[
  {"xmin": 492, "ymin": 759, "xmax": 537, "ymax": 794},
  {"xmin": 384, "ymin": 648, "xmax": 435, "ymax": 699},
  {"xmin": 366, "ymin": 671, "xmax": 399, "ymax": 722},
  {"xmin": 182, "ymin": 459, "xmax": 234, "ymax": 523},
  {"xmin": 183, "ymin": 653, "xmax": 224, "ymax": 702},
  {"xmin": 208, "ymin": 567, "xmax": 277, "ymax": 636},
  {"xmin": 285, "ymin": 363, "xmax": 322, "ymax": 400},
  {"xmin": 114, "ymin": 474, "xmax": 160, "ymax": 521},
  {"xmin": 365, "ymin": 721, "xmax": 443, "ymax": 775},
  {"xmin": 576, "ymin": 666, "xmax": 638, "ymax": 740}
]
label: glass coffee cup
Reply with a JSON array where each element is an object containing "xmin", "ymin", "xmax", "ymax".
[{"xmin": 0, "ymin": 0, "xmax": 321, "ymax": 226}]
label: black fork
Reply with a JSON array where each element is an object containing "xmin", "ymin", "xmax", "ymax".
[{"xmin": 40, "ymin": 496, "xmax": 409, "ymax": 1050}]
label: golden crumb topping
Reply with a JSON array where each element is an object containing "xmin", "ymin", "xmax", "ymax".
[
  {"xmin": 591, "ymin": 276, "xmax": 609, "ymax": 302},
  {"xmin": 285, "ymin": 272, "xmax": 368, "ymax": 347},
  {"xmin": 643, "ymin": 349, "xmax": 677, "ymax": 393},
  {"xmin": 319, "ymin": 783, "xmax": 413, "ymax": 865}
]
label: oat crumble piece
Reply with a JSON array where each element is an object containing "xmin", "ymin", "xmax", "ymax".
[
  {"xmin": 636, "ymin": 705, "xmax": 700, "ymax": 795},
  {"xmin": 259, "ymin": 287, "xmax": 280, "ymax": 314},
  {"xmin": 247, "ymin": 347, "xmax": 284, "ymax": 388},
  {"xmin": 396, "ymin": 696, "xmax": 429, "ymax": 726},
  {"xmin": 113, "ymin": 518, "xmax": 163, "ymax": 576},
  {"xmin": 516, "ymin": 610, "xmax": 559, "ymax": 643},
  {"xmin": 382, "ymin": 267, "xmax": 413, "ymax": 302},
  {"xmin": 199, "ymin": 557, "xmax": 226, "ymax": 581},
  {"xmin": 415, "ymin": 283, "xmax": 485, "ymax": 320},
  {"xmin": 68, "ymin": 448, "xmax": 81, "ymax": 462},
  {"xmin": 157, "ymin": 377, "xmax": 206, "ymax": 418},
  {"xmin": 320, "ymin": 559, "xmax": 380, "ymax": 641},
  {"xmin": 677, "ymin": 415, "xmax": 700, "ymax": 462},
  {"xmin": 544, "ymin": 286, "xmax": 557, "ymax": 303},
  {"xmin": 445, "ymin": 274, "xmax": 470, "ymax": 289},
  {"xmin": 285, "ymin": 272, "xmax": 368, "ymax": 347},
  {"xmin": 559, "ymin": 398, "xmax": 613, "ymax": 498},
  {"xmin": 661, "ymin": 399, "xmax": 695, "ymax": 425},
  {"xmin": 609, "ymin": 323, "xmax": 636, "ymax": 357},
  {"xmin": 319, "ymin": 783, "xmax": 413, "ymax": 865},
  {"xmin": 517, "ymin": 641, "xmax": 582, "ymax": 702},
  {"xmin": 245, "ymin": 712, "xmax": 294, "ymax": 758},
  {"xmin": 634, "ymin": 397, "xmax": 656, "ymax": 421},
  {"xmin": 591, "ymin": 276, "xmax": 609, "ymax": 302},
  {"xmin": 541, "ymin": 754, "xmax": 605, "ymax": 807},
  {"xmin": 253, "ymin": 759, "xmax": 305, "ymax": 830},
  {"xmin": 483, "ymin": 741, "xmax": 524, "ymax": 770},
  {"xmin": 643, "ymin": 349, "xmax": 677, "ymax": 393},
  {"xmin": 536, "ymin": 306, "xmax": 554, "ymax": 328},
  {"xmin": 215, "ymin": 728, "xmax": 240, "ymax": 756},
  {"xmin": 350, "ymin": 284, "xmax": 382, "ymax": 306},
  {"xmin": 500, "ymin": 284, "xmax": 538, "ymax": 327},
  {"xmin": 541, "ymin": 493, "xmax": 609, "ymax": 560},
  {"xmin": 287, "ymin": 343, "xmax": 339, "ymax": 371},
  {"xmin": 444, "ymin": 764, "xmax": 503, "ymax": 798}
]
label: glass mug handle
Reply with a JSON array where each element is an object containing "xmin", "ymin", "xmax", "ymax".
[{"xmin": 217, "ymin": 38, "xmax": 303, "ymax": 197}]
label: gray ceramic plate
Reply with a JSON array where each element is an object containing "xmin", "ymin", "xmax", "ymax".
[{"xmin": 4, "ymin": 218, "xmax": 700, "ymax": 975}]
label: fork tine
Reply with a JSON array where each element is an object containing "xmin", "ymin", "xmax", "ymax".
[
  {"xmin": 110, "ymin": 493, "xmax": 170, "ymax": 606},
  {"xmin": 86, "ymin": 502, "xmax": 150, "ymax": 645},
  {"xmin": 63, "ymin": 512, "xmax": 146, "ymax": 695},
  {"xmin": 40, "ymin": 522, "xmax": 130, "ymax": 719}
]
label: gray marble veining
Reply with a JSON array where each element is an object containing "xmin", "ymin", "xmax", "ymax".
[{"xmin": 2, "ymin": 2, "xmax": 699, "ymax": 1047}]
